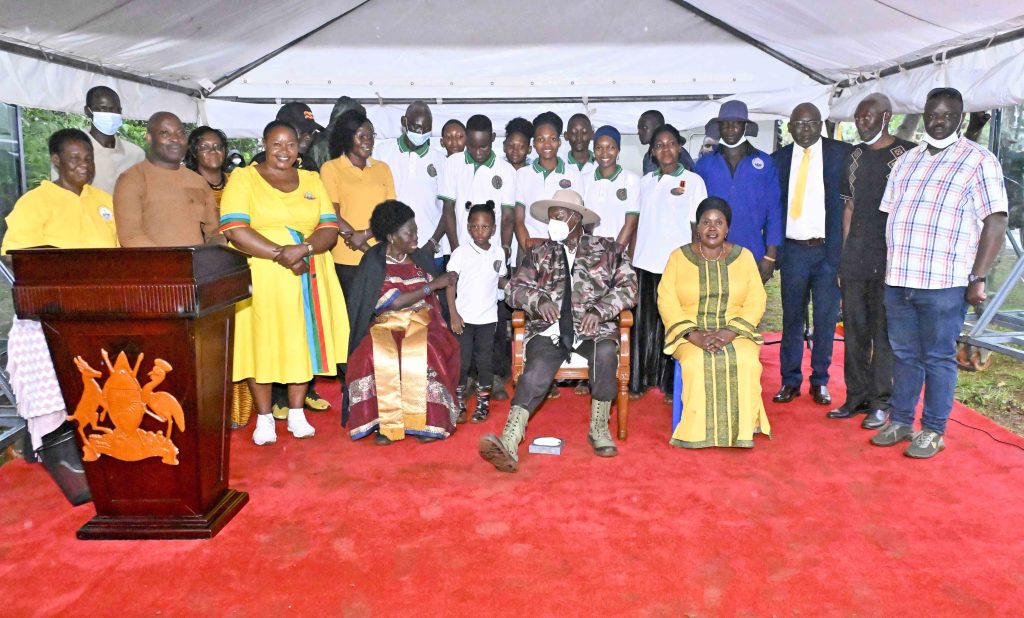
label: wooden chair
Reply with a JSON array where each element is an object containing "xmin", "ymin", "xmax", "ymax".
[{"xmin": 511, "ymin": 309, "xmax": 633, "ymax": 439}]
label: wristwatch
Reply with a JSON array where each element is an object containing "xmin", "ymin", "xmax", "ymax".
[
  {"xmin": 968, "ymin": 274, "xmax": 987, "ymax": 284},
  {"xmin": 304, "ymin": 242, "xmax": 314, "ymax": 256},
  {"xmin": 422, "ymin": 284, "xmax": 432, "ymax": 296}
]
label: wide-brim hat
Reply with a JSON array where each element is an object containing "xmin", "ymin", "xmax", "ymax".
[
  {"xmin": 704, "ymin": 100, "xmax": 759, "ymax": 140},
  {"xmin": 530, "ymin": 189, "xmax": 600, "ymax": 227}
]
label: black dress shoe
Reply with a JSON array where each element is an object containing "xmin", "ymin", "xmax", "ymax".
[
  {"xmin": 861, "ymin": 409, "xmax": 889, "ymax": 429},
  {"xmin": 810, "ymin": 385, "xmax": 832, "ymax": 405},
  {"xmin": 826, "ymin": 404, "xmax": 864, "ymax": 419},
  {"xmin": 772, "ymin": 385, "xmax": 800, "ymax": 403}
]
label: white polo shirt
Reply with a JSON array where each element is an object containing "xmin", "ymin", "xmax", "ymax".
[
  {"xmin": 447, "ymin": 241, "xmax": 507, "ymax": 325},
  {"xmin": 786, "ymin": 138, "xmax": 826, "ymax": 240},
  {"xmin": 516, "ymin": 158, "xmax": 583, "ymax": 240},
  {"xmin": 374, "ymin": 136, "xmax": 448, "ymax": 248},
  {"xmin": 633, "ymin": 164, "xmax": 707, "ymax": 274},
  {"xmin": 566, "ymin": 151, "xmax": 597, "ymax": 177},
  {"xmin": 582, "ymin": 165, "xmax": 640, "ymax": 240},
  {"xmin": 437, "ymin": 150, "xmax": 517, "ymax": 254}
]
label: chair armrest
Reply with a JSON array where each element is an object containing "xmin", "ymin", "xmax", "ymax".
[
  {"xmin": 617, "ymin": 310, "xmax": 633, "ymax": 328},
  {"xmin": 512, "ymin": 311, "xmax": 526, "ymax": 328}
]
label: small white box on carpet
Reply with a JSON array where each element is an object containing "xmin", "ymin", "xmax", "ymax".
[{"xmin": 529, "ymin": 436, "xmax": 563, "ymax": 455}]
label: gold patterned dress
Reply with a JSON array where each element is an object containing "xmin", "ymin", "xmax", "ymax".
[{"xmin": 657, "ymin": 244, "xmax": 769, "ymax": 448}]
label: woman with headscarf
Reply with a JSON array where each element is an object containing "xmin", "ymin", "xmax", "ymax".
[
  {"xmin": 345, "ymin": 200, "xmax": 460, "ymax": 444},
  {"xmin": 658, "ymin": 197, "xmax": 770, "ymax": 448}
]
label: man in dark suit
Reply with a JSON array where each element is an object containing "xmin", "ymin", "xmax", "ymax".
[{"xmin": 771, "ymin": 103, "xmax": 852, "ymax": 405}]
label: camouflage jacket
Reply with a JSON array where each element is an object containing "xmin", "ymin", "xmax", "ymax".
[{"xmin": 507, "ymin": 235, "xmax": 638, "ymax": 343}]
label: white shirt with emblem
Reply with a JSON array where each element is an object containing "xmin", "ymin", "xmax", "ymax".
[
  {"xmin": 374, "ymin": 137, "xmax": 448, "ymax": 248},
  {"xmin": 515, "ymin": 158, "xmax": 583, "ymax": 240},
  {"xmin": 438, "ymin": 151, "xmax": 517, "ymax": 254},
  {"xmin": 633, "ymin": 165, "xmax": 707, "ymax": 273},
  {"xmin": 582, "ymin": 165, "xmax": 641, "ymax": 240},
  {"xmin": 447, "ymin": 241, "xmax": 507, "ymax": 325}
]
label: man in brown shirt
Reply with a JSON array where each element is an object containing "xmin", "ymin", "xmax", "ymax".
[{"xmin": 113, "ymin": 112, "xmax": 220, "ymax": 247}]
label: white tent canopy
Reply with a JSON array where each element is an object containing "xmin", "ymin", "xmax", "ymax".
[{"xmin": 2, "ymin": 0, "xmax": 1024, "ymax": 136}]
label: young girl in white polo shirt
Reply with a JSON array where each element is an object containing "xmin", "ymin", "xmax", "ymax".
[{"xmin": 446, "ymin": 201, "xmax": 508, "ymax": 423}]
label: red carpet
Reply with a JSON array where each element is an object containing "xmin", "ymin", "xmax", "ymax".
[{"xmin": 2, "ymin": 342, "xmax": 1024, "ymax": 616}]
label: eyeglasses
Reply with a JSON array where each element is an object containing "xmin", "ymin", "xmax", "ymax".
[
  {"xmin": 197, "ymin": 144, "xmax": 225, "ymax": 152},
  {"xmin": 789, "ymin": 120, "xmax": 822, "ymax": 129}
]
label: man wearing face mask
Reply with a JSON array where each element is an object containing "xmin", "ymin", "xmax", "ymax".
[
  {"xmin": 694, "ymin": 100, "xmax": 782, "ymax": 283},
  {"xmin": 826, "ymin": 94, "xmax": 914, "ymax": 430},
  {"xmin": 870, "ymin": 87, "xmax": 1007, "ymax": 458},
  {"xmin": 478, "ymin": 190, "xmax": 637, "ymax": 473},
  {"xmin": 375, "ymin": 101, "xmax": 448, "ymax": 261},
  {"xmin": 51, "ymin": 86, "xmax": 145, "ymax": 194}
]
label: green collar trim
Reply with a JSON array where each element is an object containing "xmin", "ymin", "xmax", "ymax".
[
  {"xmin": 594, "ymin": 165, "xmax": 622, "ymax": 182},
  {"xmin": 569, "ymin": 151, "xmax": 595, "ymax": 170},
  {"xmin": 398, "ymin": 135, "xmax": 430, "ymax": 157},
  {"xmin": 655, "ymin": 163, "xmax": 686, "ymax": 179},
  {"xmin": 531, "ymin": 156, "xmax": 566, "ymax": 179},
  {"xmin": 464, "ymin": 149, "xmax": 496, "ymax": 170}
]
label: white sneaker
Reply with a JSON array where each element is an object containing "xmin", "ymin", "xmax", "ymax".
[
  {"xmin": 287, "ymin": 409, "xmax": 316, "ymax": 439},
  {"xmin": 253, "ymin": 414, "xmax": 277, "ymax": 445}
]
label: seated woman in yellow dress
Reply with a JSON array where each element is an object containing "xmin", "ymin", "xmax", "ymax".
[
  {"xmin": 219, "ymin": 120, "xmax": 350, "ymax": 446},
  {"xmin": 658, "ymin": 197, "xmax": 770, "ymax": 448}
]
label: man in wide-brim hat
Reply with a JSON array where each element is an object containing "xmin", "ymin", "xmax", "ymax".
[{"xmin": 479, "ymin": 189, "xmax": 638, "ymax": 473}]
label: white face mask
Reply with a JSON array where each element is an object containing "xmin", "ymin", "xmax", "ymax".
[
  {"xmin": 547, "ymin": 218, "xmax": 577, "ymax": 243},
  {"xmin": 922, "ymin": 131, "xmax": 960, "ymax": 150},
  {"xmin": 90, "ymin": 111, "xmax": 123, "ymax": 136},
  {"xmin": 862, "ymin": 128, "xmax": 884, "ymax": 146},
  {"xmin": 405, "ymin": 130, "xmax": 431, "ymax": 147},
  {"xmin": 719, "ymin": 135, "xmax": 748, "ymax": 148}
]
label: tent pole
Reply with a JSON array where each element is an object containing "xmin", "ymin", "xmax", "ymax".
[
  {"xmin": 206, "ymin": 94, "xmax": 733, "ymax": 105},
  {"xmin": 836, "ymin": 26, "xmax": 1024, "ymax": 89},
  {"xmin": 666, "ymin": 0, "xmax": 831, "ymax": 85},
  {"xmin": 0, "ymin": 39, "xmax": 200, "ymax": 97},
  {"xmin": 206, "ymin": 0, "xmax": 376, "ymax": 96}
]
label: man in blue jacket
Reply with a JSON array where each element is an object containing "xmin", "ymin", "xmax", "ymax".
[{"xmin": 771, "ymin": 103, "xmax": 852, "ymax": 406}]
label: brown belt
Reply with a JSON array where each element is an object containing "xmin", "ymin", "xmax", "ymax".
[{"xmin": 786, "ymin": 238, "xmax": 826, "ymax": 247}]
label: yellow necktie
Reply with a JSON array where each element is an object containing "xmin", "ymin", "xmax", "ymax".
[{"xmin": 790, "ymin": 147, "xmax": 811, "ymax": 220}]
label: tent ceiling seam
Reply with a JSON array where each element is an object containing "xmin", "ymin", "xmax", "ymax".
[
  {"xmin": 869, "ymin": 0, "xmax": 963, "ymax": 34},
  {"xmin": 0, "ymin": 37, "xmax": 200, "ymax": 97},
  {"xmin": 206, "ymin": 94, "xmax": 734, "ymax": 105},
  {"xmin": 835, "ymin": 25, "xmax": 1024, "ymax": 89},
  {"xmin": 666, "ymin": 0, "xmax": 832, "ymax": 85},
  {"xmin": 206, "ymin": 0, "xmax": 376, "ymax": 96}
]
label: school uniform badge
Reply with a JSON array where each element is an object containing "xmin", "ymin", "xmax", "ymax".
[
  {"xmin": 492, "ymin": 175, "xmax": 502, "ymax": 189},
  {"xmin": 559, "ymin": 179, "xmax": 572, "ymax": 189},
  {"xmin": 752, "ymin": 157, "xmax": 765, "ymax": 170},
  {"xmin": 304, "ymin": 192, "xmax": 315, "ymax": 200},
  {"xmin": 616, "ymin": 188, "xmax": 627, "ymax": 201},
  {"xmin": 98, "ymin": 206, "xmax": 113, "ymax": 221},
  {"xmin": 427, "ymin": 164, "xmax": 437, "ymax": 177},
  {"xmin": 670, "ymin": 180, "xmax": 687, "ymax": 196}
]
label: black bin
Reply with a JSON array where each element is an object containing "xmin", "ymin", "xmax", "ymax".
[{"xmin": 35, "ymin": 421, "xmax": 91, "ymax": 506}]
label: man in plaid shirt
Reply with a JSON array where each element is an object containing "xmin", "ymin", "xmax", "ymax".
[{"xmin": 871, "ymin": 87, "xmax": 1008, "ymax": 458}]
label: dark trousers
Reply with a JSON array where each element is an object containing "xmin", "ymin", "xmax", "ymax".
[
  {"xmin": 459, "ymin": 322, "xmax": 496, "ymax": 388},
  {"xmin": 841, "ymin": 277, "xmax": 892, "ymax": 410},
  {"xmin": 492, "ymin": 300, "xmax": 512, "ymax": 379},
  {"xmin": 335, "ymin": 263, "xmax": 358, "ymax": 300},
  {"xmin": 779, "ymin": 242, "xmax": 841, "ymax": 387},
  {"xmin": 629, "ymin": 268, "xmax": 673, "ymax": 396},
  {"xmin": 511, "ymin": 336, "xmax": 618, "ymax": 413},
  {"xmin": 885, "ymin": 285, "xmax": 967, "ymax": 434}
]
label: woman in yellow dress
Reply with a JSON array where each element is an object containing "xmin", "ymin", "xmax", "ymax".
[
  {"xmin": 658, "ymin": 197, "xmax": 770, "ymax": 448},
  {"xmin": 220, "ymin": 120, "xmax": 350, "ymax": 446}
]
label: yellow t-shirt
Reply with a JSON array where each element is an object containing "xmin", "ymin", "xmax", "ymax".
[
  {"xmin": 319, "ymin": 156, "xmax": 395, "ymax": 266},
  {"xmin": 1, "ymin": 180, "xmax": 119, "ymax": 254}
]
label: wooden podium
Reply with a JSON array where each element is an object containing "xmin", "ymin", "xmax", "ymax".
[{"xmin": 10, "ymin": 245, "xmax": 251, "ymax": 540}]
